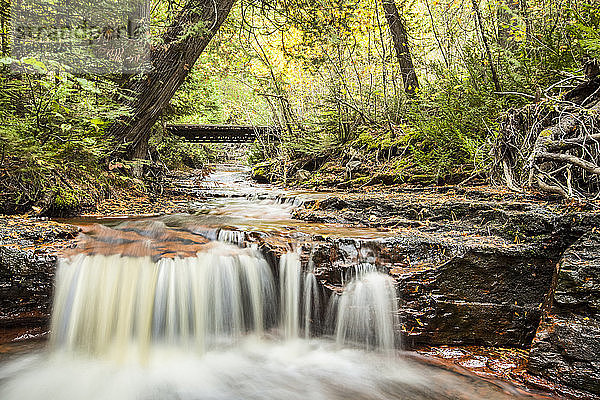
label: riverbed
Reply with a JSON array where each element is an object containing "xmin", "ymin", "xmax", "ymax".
[{"xmin": 1, "ymin": 164, "xmax": 598, "ymax": 399}]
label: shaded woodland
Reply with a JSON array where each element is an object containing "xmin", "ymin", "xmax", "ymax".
[{"xmin": 1, "ymin": 0, "xmax": 600, "ymax": 214}]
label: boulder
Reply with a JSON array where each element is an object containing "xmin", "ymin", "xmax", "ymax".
[
  {"xmin": 528, "ymin": 231, "xmax": 600, "ymax": 394},
  {"xmin": 296, "ymin": 169, "xmax": 312, "ymax": 182},
  {"xmin": 251, "ymin": 162, "xmax": 272, "ymax": 183}
]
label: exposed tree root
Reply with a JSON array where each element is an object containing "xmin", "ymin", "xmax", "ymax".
[{"xmin": 493, "ymin": 74, "xmax": 600, "ymax": 200}]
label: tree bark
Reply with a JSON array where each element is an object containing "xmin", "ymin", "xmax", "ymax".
[
  {"xmin": 110, "ymin": 0, "xmax": 236, "ymax": 159},
  {"xmin": 1, "ymin": 0, "xmax": 8, "ymax": 57},
  {"xmin": 381, "ymin": 0, "xmax": 419, "ymax": 95},
  {"xmin": 471, "ymin": 0, "xmax": 501, "ymax": 92}
]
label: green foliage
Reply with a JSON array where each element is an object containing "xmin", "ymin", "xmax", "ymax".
[
  {"xmin": 242, "ymin": 0, "xmax": 600, "ymax": 184},
  {"xmin": 0, "ymin": 57, "xmax": 128, "ymax": 213},
  {"xmin": 149, "ymin": 130, "xmax": 214, "ymax": 170},
  {"xmin": 569, "ymin": 3, "xmax": 600, "ymax": 59},
  {"xmin": 2, "ymin": 0, "xmax": 600, "ymax": 201}
]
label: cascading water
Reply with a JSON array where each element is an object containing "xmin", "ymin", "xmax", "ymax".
[
  {"xmin": 50, "ymin": 244, "xmax": 276, "ymax": 357},
  {"xmin": 279, "ymin": 252, "xmax": 301, "ymax": 338},
  {"xmin": 0, "ymin": 240, "xmax": 535, "ymax": 399},
  {"xmin": 0, "ymin": 166, "xmax": 543, "ymax": 399},
  {"xmin": 303, "ymin": 271, "xmax": 319, "ymax": 338},
  {"xmin": 216, "ymin": 228, "xmax": 245, "ymax": 246},
  {"xmin": 334, "ymin": 271, "xmax": 399, "ymax": 352}
]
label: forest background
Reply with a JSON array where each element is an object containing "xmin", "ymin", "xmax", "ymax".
[{"xmin": 1, "ymin": 0, "xmax": 599, "ymax": 214}]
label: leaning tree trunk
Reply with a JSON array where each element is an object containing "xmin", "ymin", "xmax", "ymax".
[
  {"xmin": 110, "ymin": 0, "xmax": 236, "ymax": 160},
  {"xmin": 381, "ymin": 0, "xmax": 419, "ymax": 95},
  {"xmin": 471, "ymin": 0, "xmax": 501, "ymax": 92}
]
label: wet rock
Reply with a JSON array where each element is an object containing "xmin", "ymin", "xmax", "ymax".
[
  {"xmin": 398, "ymin": 245, "xmax": 556, "ymax": 347},
  {"xmin": 0, "ymin": 247, "xmax": 57, "ymax": 328},
  {"xmin": 528, "ymin": 231, "xmax": 600, "ymax": 394},
  {"xmin": 0, "ymin": 218, "xmax": 78, "ymax": 339},
  {"xmin": 299, "ymin": 193, "xmax": 565, "ymax": 244},
  {"xmin": 296, "ymin": 169, "xmax": 312, "ymax": 182},
  {"xmin": 307, "ymin": 233, "xmax": 556, "ymax": 348}
]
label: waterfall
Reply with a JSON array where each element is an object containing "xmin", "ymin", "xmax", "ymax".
[
  {"xmin": 303, "ymin": 272, "xmax": 319, "ymax": 338},
  {"xmin": 49, "ymin": 229, "xmax": 400, "ymax": 359},
  {"xmin": 279, "ymin": 252, "xmax": 301, "ymax": 338},
  {"xmin": 50, "ymin": 243, "xmax": 275, "ymax": 357},
  {"xmin": 335, "ymin": 271, "xmax": 399, "ymax": 352},
  {"xmin": 217, "ymin": 229, "xmax": 245, "ymax": 245}
]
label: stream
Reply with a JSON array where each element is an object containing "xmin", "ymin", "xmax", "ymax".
[{"xmin": 0, "ymin": 165, "xmax": 553, "ymax": 399}]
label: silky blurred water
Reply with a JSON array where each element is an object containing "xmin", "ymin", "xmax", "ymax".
[{"xmin": 0, "ymin": 164, "xmax": 547, "ymax": 400}]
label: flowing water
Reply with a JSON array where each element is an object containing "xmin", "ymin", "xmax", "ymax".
[
  {"xmin": 0, "ymin": 165, "xmax": 547, "ymax": 399},
  {"xmin": 335, "ymin": 271, "xmax": 399, "ymax": 352}
]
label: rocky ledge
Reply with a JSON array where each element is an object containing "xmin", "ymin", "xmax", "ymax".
[
  {"xmin": 528, "ymin": 230, "xmax": 600, "ymax": 394},
  {"xmin": 0, "ymin": 217, "xmax": 78, "ymax": 342},
  {"xmin": 289, "ymin": 186, "xmax": 600, "ymax": 395},
  {"xmin": 305, "ymin": 232, "xmax": 555, "ymax": 348}
]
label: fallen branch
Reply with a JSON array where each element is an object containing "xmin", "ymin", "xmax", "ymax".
[
  {"xmin": 536, "ymin": 175, "xmax": 568, "ymax": 198},
  {"xmin": 546, "ymin": 133, "xmax": 600, "ymax": 151}
]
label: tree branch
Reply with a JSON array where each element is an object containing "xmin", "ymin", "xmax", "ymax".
[{"xmin": 537, "ymin": 151, "xmax": 600, "ymax": 175}]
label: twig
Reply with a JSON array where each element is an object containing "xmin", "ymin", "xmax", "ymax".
[{"xmin": 494, "ymin": 91, "xmax": 535, "ymax": 99}]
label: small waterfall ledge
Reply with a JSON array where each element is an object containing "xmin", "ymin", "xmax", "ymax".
[{"xmin": 50, "ymin": 240, "xmax": 400, "ymax": 359}]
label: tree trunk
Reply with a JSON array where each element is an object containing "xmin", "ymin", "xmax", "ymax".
[
  {"xmin": 1, "ymin": 0, "xmax": 8, "ymax": 57},
  {"xmin": 471, "ymin": 0, "xmax": 501, "ymax": 92},
  {"xmin": 110, "ymin": 0, "xmax": 236, "ymax": 159},
  {"xmin": 381, "ymin": 0, "xmax": 419, "ymax": 95}
]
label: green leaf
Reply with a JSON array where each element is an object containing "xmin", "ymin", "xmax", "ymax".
[{"xmin": 75, "ymin": 77, "xmax": 101, "ymax": 94}]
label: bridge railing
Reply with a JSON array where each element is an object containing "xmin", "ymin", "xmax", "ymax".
[{"xmin": 166, "ymin": 124, "xmax": 281, "ymax": 143}]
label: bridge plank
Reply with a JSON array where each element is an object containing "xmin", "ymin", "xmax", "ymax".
[{"xmin": 166, "ymin": 124, "xmax": 281, "ymax": 143}]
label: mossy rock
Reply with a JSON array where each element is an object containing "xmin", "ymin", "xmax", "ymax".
[
  {"xmin": 251, "ymin": 162, "xmax": 272, "ymax": 183},
  {"xmin": 296, "ymin": 169, "xmax": 312, "ymax": 182},
  {"xmin": 319, "ymin": 161, "xmax": 345, "ymax": 174},
  {"xmin": 41, "ymin": 187, "xmax": 81, "ymax": 217},
  {"xmin": 405, "ymin": 174, "xmax": 436, "ymax": 185}
]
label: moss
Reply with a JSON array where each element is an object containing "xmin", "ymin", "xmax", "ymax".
[
  {"xmin": 251, "ymin": 161, "xmax": 273, "ymax": 183},
  {"xmin": 351, "ymin": 176, "xmax": 370, "ymax": 185},
  {"xmin": 42, "ymin": 187, "xmax": 81, "ymax": 216},
  {"xmin": 354, "ymin": 129, "xmax": 407, "ymax": 152},
  {"xmin": 54, "ymin": 188, "xmax": 80, "ymax": 210}
]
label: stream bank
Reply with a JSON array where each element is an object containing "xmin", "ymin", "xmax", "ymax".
[
  {"xmin": 2, "ymin": 165, "xmax": 600, "ymax": 398},
  {"xmin": 287, "ymin": 185, "xmax": 600, "ymax": 396}
]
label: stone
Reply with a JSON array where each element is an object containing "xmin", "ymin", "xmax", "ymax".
[
  {"xmin": 296, "ymin": 169, "xmax": 311, "ymax": 182},
  {"xmin": 251, "ymin": 162, "xmax": 272, "ymax": 183},
  {"xmin": 528, "ymin": 231, "xmax": 600, "ymax": 394},
  {"xmin": 0, "ymin": 247, "xmax": 57, "ymax": 328},
  {"xmin": 0, "ymin": 218, "xmax": 78, "ymax": 340}
]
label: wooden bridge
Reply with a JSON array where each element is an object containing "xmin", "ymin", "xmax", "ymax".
[{"xmin": 166, "ymin": 124, "xmax": 281, "ymax": 143}]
